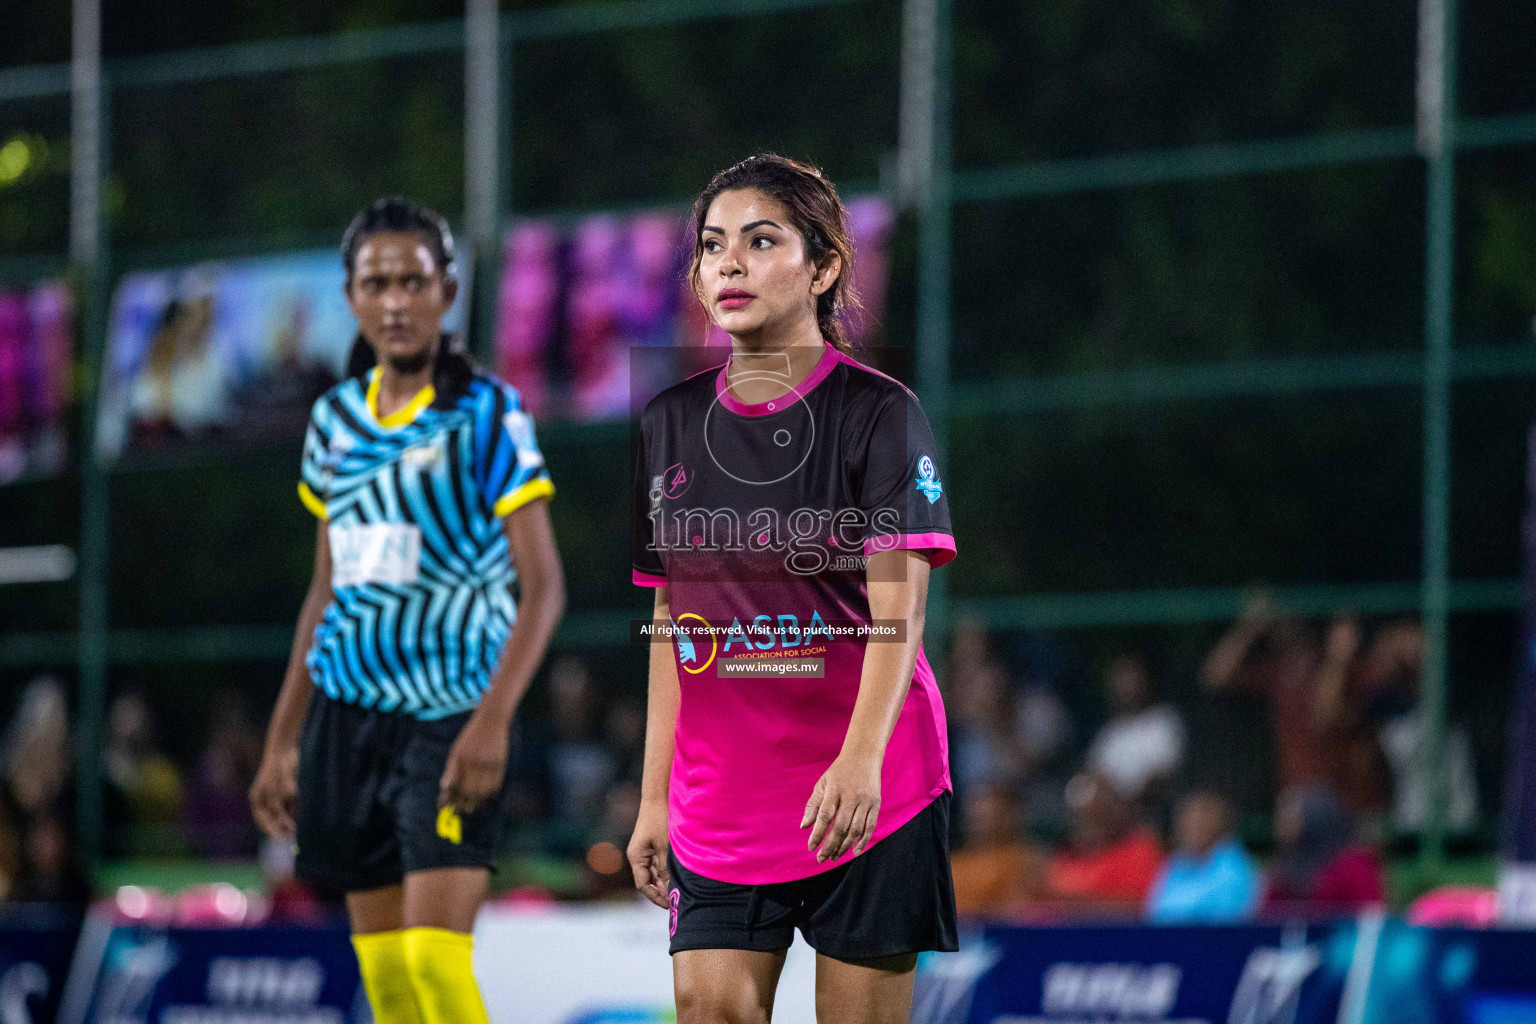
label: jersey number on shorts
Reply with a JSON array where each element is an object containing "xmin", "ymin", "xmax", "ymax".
[{"xmin": 436, "ymin": 805, "xmax": 463, "ymax": 845}]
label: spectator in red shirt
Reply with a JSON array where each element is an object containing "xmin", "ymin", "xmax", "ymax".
[
  {"xmin": 1203, "ymin": 595, "xmax": 1388, "ymax": 818},
  {"xmin": 1048, "ymin": 772, "xmax": 1163, "ymax": 910},
  {"xmin": 1263, "ymin": 784, "xmax": 1385, "ymax": 915}
]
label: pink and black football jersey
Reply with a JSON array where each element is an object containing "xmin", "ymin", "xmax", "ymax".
[{"xmin": 631, "ymin": 344, "xmax": 955, "ymax": 884}]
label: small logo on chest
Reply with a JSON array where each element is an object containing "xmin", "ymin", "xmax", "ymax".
[
  {"xmin": 402, "ymin": 438, "xmax": 445, "ymax": 470},
  {"xmin": 662, "ymin": 462, "xmax": 691, "ymax": 500}
]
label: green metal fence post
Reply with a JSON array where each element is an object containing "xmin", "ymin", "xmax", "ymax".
[
  {"xmin": 71, "ymin": 0, "xmax": 110, "ymax": 867},
  {"xmin": 1417, "ymin": 0, "xmax": 1458, "ymax": 876},
  {"xmin": 910, "ymin": 0, "xmax": 952, "ymax": 647},
  {"xmin": 465, "ymin": 0, "xmax": 501, "ymax": 361}
]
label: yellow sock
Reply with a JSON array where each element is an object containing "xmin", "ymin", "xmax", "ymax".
[
  {"xmin": 351, "ymin": 930, "xmax": 425, "ymax": 1024},
  {"xmin": 401, "ymin": 926, "xmax": 491, "ymax": 1024}
]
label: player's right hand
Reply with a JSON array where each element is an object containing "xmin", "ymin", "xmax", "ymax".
[
  {"xmin": 627, "ymin": 801, "xmax": 671, "ymax": 909},
  {"xmin": 249, "ymin": 745, "xmax": 300, "ymax": 841}
]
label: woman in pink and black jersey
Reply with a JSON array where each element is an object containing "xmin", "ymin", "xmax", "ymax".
[{"xmin": 627, "ymin": 154, "xmax": 958, "ymax": 1023}]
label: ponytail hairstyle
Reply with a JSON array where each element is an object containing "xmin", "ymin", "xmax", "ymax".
[
  {"xmin": 341, "ymin": 195, "xmax": 475, "ymax": 407},
  {"xmin": 687, "ymin": 154, "xmax": 863, "ymax": 354}
]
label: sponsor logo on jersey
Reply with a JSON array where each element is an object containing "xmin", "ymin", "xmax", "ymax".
[
  {"xmin": 662, "ymin": 462, "xmax": 691, "ymax": 500},
  {"xmin": 722, "ymin": 611, "xmax": 837, "ymax": 652},
  {"xmin": 401, "ymin": 439, "xmax": 444, "ymax": 469},
  {"xmin": 915, "ymin": 455, "xmax": 943, "ymax": 504},
  {"xmin": 672, "ymin": 612, "xmax": 717, "ymax": 674}
]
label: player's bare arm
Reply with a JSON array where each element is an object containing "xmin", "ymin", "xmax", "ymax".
[
  {"xmin": 250, "ymin": 517, "xmax": 333, "ymax": 841},
  {"xmin": 439, "ymin": 498, "xmax": 566, "ymax": 816},
  {"xmin": 629, "ymin": 585, "xmax": 680, "ymax": 909},
  {"xmin": 802, "ymin": 549, "xmax": 931, "ymax": 862}
]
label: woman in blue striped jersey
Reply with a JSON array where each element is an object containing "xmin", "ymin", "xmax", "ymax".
[{"xmin": 250, "ymin": 197, "xmax": 565, "ymax": 1024}]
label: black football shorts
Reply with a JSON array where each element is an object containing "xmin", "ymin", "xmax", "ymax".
[
  {"xmin": 666, "ymin": 792, "xmax": 958, "ymax": 962},
  {"xmin": 294, "ymin": 691, "xmax": 511, "ymax": 894}
]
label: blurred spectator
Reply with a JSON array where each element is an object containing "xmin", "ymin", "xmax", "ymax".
[
  {"xmin": 1354, "ymin": 619, "xmax": 1478, "ymax": 835},
  {"xmin": 3, "ymin": 676, "xmax": 73, "ymax": 826},
  {"xmin": 951, "ymin": 782, "xmax": 1042, "ymax": 917},
  {"xmin": 1014, "ymin": 679, "xmax": 1073, "ymax": 776},
  {"xmin": 7, "ymin": 815, "xmax": 91, "ymax": 911},
  {"xmin": 182, "ymin": 689, "xmax": 262, "ymax": 859},
  {"xmin": 260, "ymin": 839, "xmax": 328, "ymax": 923},
  {"xmin": 1012, "ymin": 677, "xmax": 1076, "ymax": 844},
  {"xmin": 603, "ymin": 698, "xmax": 647, "ymax": 787},
  {"xmin": 104, "ymin": 692, "xmax": 185, "ymax": 856},
  {"xmin": 997, "ymin": 631, "xmax": 1080, "ymax": 842},
  {"xmin": 1262, "ymin": 785, "xmax": 1385, "ymax": 914},
  {"xmin": 0, "ymin": 802, "xmax": 19, "ymax": 901},
  {"xmin": 585, "ymin": 780, "xmax": 643, "ymax": 899},
  {"xmin": 1047, "ymin": 772, "xmax": 1163, "ymax": 908},
  {"xmin": 1086, "ymin": 651, "xmax": 1184, "ymax": 810},
  {"xmin": 545, "ymin": 658, "xmax": 617, "ymax": 828},
  {"xmin": 947, "ymin": 621, "xmax": 1026, "ymax": 796},
  {"xmin": 599, "ymin": 780, "xmax": 642, "ymax": 849},
  {"xmin": 1203, "ymin": 597, "xmax": 1388, "ymax": 817},
  {"xmin": 1145, "ymin": 790, "xmax": 1260, "ymax": 923},
  {"xmin": 946, "ymin": 617, "xmax": 999, "ymax": 689}
]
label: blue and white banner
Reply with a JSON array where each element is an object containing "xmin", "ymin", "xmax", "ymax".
[
  {"xmin": 39, "ymin": 907, "xmax": 1536, "ymax": 1024},
  {"xmin": 0, "ymin": 909, "xmax": 80, "ymax": 1024},
  {"xmin": 912, "ymin": 921, "xmax": 1351, "ymax": 1024},
  {"xmin": 57, "ymin": 914, "xmax": 364, "ymax": 1024}
]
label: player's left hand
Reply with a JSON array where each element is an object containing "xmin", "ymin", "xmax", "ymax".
[
  {"xmin": 801, "ymin": 750, "xmax": 882, "ymax": 863},
  {"xmin": 439, "ymin": 709, "xmax": 510, "ymax": 816}
]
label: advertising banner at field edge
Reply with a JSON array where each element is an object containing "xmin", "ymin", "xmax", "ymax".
[{"xmin": 0, "ymin": 908, "xmax": 80, "ymax": 1024}]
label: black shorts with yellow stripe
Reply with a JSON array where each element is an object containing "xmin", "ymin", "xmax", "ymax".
[{"xmin": 295, "ymin": 691, "xmax": 511, "ymax": 895}]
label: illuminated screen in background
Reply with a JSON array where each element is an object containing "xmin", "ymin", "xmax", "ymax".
[
  {"xmin": 0, "ymin": 281, "xmax": 72, "ymax": 484},
  {"xmin": 89, "ymin": 196, "xmax": 894, "ymax": 461},
  {"xmin": 95, "ymin": 249, "xmax": 470, "ymax": 461},
  {"xmin": 496, "ymin": 197, "xmax": 895, "ymax": 421}
]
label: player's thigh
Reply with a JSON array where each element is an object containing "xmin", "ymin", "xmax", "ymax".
[
  {"xmin": 401, "ymin": 866, "xmax": 490, "ymax": 933},
  {"xmin": 392, "ymin": 713, "xmax": 511, "ymax": 883},
  {"xmin": 295, "ymin": 696, "xmax": 404, "ymax": 894},
  {"xmin": 673, "ymin": 948, "xmax": 786, "ymax": 1024},
  {"xmin": 347, "ymin": 883, "xmax": 406, "ymax": 934},
  {"xmin": 813, "ymin": 952, "xmax": 918, "ymax": 1024}
]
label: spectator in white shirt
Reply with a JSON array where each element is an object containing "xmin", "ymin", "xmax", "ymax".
[{"xmin": 1087, "ymin": 651, "xmax": 1185, "ymax": 810}]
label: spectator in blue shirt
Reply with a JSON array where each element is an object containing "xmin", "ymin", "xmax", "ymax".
[{"xmin": 1146, "ymin": 789, "xmax": 1260, "ymax": 923}]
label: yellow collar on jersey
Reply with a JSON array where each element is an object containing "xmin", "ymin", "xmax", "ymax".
[{"xmin": 366, "ymin": 366, "xmax": 436, "ymax": 429}]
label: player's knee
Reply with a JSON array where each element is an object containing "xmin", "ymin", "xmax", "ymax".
[{"xmin": 674, "ymin": 979, "xmax": 771, "ymax": 1024}]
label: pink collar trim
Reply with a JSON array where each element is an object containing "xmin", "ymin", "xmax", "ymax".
[{"xmin": 714, "ymin": 344, "xmax": 842, "ymax": 417}]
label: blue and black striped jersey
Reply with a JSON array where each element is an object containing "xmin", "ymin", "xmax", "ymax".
[{"xmin": 298, "ymin": 365, "xmax": 554, "ymax": 719}]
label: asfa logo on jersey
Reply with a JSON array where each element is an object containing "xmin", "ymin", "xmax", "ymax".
[{"xmin": 915, "ymin": 455, "xmax": 943, "ymax": 504}]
